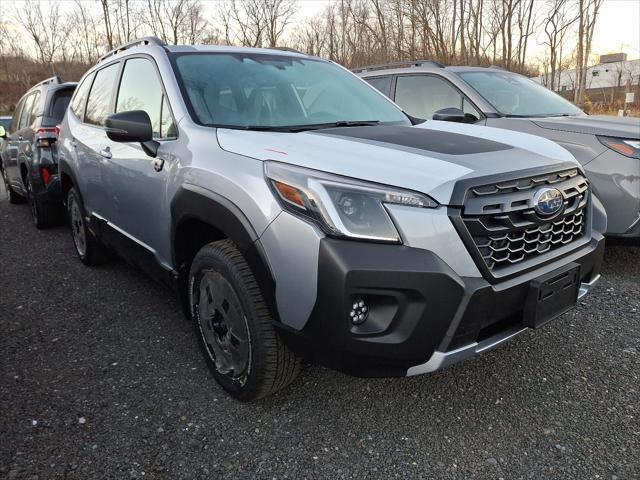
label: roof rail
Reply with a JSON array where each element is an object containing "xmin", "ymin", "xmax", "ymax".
[
  {"xmin": 270, "ymin": 46, "xmax": 304, "ymax": 54},
  {"xmin": 34, "ymin": 76, "xmax": 62, "ymax": 88},
  {"xmin": 489, "ymin": 65, "xmax": 504, "ymax": 70},
  {"xmin": 99, "ymin": 36, "xmax": 166, "ymax": 63},
  {"xmin": 352, "ymin": 59, "xmax": 445, "ymax": 73}
]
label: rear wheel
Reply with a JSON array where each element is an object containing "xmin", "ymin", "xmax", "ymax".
[
  {"xmin": 67, "ymin": 188, "xmax": 109, "ymax": 265},
  {"xmin": 26, "ymin": 178, "xmax": 59, "ymax": 229},
  {"xmin": 189, "ymin": 239, "xmax": 301, "ymax": 401},
  {"xmin": 2, "ymin": 167, "xmax": 24, "ymax": 204}
]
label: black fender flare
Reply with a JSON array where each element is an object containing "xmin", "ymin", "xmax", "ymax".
[
  {"xmin": 58, "ymin": 158, "xmax": 80, "ymax": 201},
  {"xmin": 170, "ymin": 184, "xmax": 278, "ymax": 319}
]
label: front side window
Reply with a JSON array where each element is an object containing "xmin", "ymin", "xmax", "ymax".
[
  {"xmin": 459, "ymin": 71, "xmax": 583, "ymax": 117},
  {"xmin": 116, "ymin": 58, "xmax": 175, "ymax": 139},
  {"xmin": 71, "ymin": 72, "xmax": 95, "ymax": 120},
  {"xmin": 85, "ymin": 63, "xmax": 119, "ymax": 126},
  {"xmin": 395, "ymin": 75, "xmax": 478, "ymax": 120},
  {"xmin": 171, "ymin": 53, "xmax": 408, "ymax": 130}
]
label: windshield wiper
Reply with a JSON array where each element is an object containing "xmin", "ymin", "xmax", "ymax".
[
  {"xmin": 287, "ymin": 120, "xmax": 381, "ymax": 132},
  {"xmin": 504, "ymin": 113, "xmax": 576, "ymax": 118},
  {"xmin": 208, "ymin": 120, "xmax": 381, "ymax": 133}
]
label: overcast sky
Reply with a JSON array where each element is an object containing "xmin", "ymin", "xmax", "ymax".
[
  {"xmin": 295, "ymin": 0, "xmax": 640, "ymax": 61},
  {"xmin": 3, "ymin": 0, "xmax": 639, "ymax": 62}
]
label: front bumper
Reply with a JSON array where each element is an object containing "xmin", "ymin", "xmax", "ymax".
[{"xmin": 277, "ymin": 234, "xmax": 605, "ymax": 377}]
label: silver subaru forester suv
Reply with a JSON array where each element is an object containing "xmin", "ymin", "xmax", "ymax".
[{"xmin": 58, "ymin": 38, "xmax": 605, "ymax": 400}]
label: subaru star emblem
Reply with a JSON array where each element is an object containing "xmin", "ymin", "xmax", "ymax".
[{"xmin": 533, "ymin": 187, "xmax": 564, "ymax": 216}]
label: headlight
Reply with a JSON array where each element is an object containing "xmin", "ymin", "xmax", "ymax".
[
  {"xmin": 264, "ymin": 161, "xmax": 438, "ymax": 243},
  {"xmin": 597, "ymin": 136, "xmax": 640, "ymax": 159}
]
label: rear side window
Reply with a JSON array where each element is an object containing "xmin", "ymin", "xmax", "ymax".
[
  {"xmin": 70, "ymin": 72, "xmax": 95, "ymax": 120},
  {"xmin": 18, "ymin": 92, "xmax": 39, "ymax": 130},
  {"xmin": 116, "ymin": 58, "xmax": 175, "ymax": 139},
  {"xmin": 85, "ymin": 63, "xmax": 119, "ymax": 126},
  {"xmin": 365, "ymin": 76, "xmax": 392, "ymax": 97},
  {"xmin": 47, "ymin": 89, "xmax": 75, "ymax": 125},
  {"xmin": 10, "ymin": 98, "xmax": 26, "ymax": 133}
]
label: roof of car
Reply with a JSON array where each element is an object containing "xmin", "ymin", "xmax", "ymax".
[
  {"xmin": 97, "ymin": 36, "xmax": 317, "ymax": 66},
  {"xmin": 357, "ymin": 64, "xmax": 518, "ymax": 76}
]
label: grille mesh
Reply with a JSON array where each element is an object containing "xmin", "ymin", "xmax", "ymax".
[{"xmin": 461, "ymin": 170, "xmax": 589, "ymax": 272}]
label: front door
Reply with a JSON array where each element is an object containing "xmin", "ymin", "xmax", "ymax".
[{"xmin": 104, "ymin": 56, "xmax": 178, "ymax": 265}]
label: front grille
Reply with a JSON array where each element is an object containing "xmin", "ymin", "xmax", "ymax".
[{"xmin": 460, "ymin": 169, "xmax": 589, "ymax": 273}]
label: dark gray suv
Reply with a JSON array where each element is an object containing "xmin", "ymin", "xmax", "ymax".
[
  {"xmin": 358, "ymin": 61, "xmax": 640, "ymax": 239},
  {"xmin": 0, "ymin": 76, "xmax": 76, "ymax": 228}
]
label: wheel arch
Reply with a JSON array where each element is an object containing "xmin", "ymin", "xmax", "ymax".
[
  {"xmin": 58, "ymin": 158, "xmax": 78, "ymax": 204},
  {"xmin": 171, "ymin": 185, "xmax": 278, "ymax": 320}
]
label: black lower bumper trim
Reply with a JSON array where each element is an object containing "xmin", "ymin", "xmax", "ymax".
[{"xmin": 278, "ymin": 235, "xmax": 605, "ymax": 377}]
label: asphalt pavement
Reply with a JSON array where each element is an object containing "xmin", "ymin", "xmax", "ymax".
[{"xmin": 1, "ymin": 186, "xmax": 638, "ymax": 480}]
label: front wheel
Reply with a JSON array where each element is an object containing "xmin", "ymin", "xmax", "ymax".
[
  {"xmin": 67, "ymin": 188, "xmax": 109, "ymax": 265},
  {"xmin": 189, "ymin": 239, "xmax": 301, "ymax": 401}
]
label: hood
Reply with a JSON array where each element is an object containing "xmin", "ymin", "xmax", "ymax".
[
  {"xmin": 533, "ymin": 114, "xmax": 640, "ymax": 139},
  {"xmin": 216, "ymin": 122, "xmax": 578, "ymax": 205}
]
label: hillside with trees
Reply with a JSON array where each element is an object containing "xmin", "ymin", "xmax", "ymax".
[{"xmin": 0, "ymin": 0, "xmax": 610, "ymax": 113}]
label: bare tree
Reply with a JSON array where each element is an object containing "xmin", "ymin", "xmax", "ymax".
[
  {"xmin": 14, "ymin": 1, "xmax": 71, "ymax": 73},
  {"xmin": 574, "ymin": 0, "xmax": 602, "ymax": 105},
  {"xmin": 542, "ymin": 0, "xmax": 579, "ymax": 90}
]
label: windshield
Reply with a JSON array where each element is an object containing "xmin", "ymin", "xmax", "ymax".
[
  {"xmin": 459, "ymin": 71, "xmax": 583, "ymax": 117},
  {"xmin": 171, "ymin": 52, "xmax": 409, "ymax": 130}
]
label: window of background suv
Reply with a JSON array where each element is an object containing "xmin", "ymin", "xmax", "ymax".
[
  {"xmin": 46, "ymin": 89, "xmax": 75, "ymax": 126},
  {"xmin": 458, "ymin": 71, "xmax": 583, "ymax": 117},
  {"xmin": 85, "ymin": 63, "xmax": 119, "ymax": 126},
  {"xmin": 365, "ymin": 76, "xmax": 392, "ymax": 97},
  {"xmin": 395, "ymin": 75, "xmax": 480, "ymax": 121},
  {"xmin": 70, "ymin": 72, "xmax": 95, "ymax": 120},
  {"xmin": 171, "ymin": 53, "xmax": 409, "ymax": 128},
  {"xmin": 10, "ymin": 98, "xmax": 26, "ymax": 133},
  {"xmin": 17, "ymin": 91, "xmax": 40, "ymax": 130},
  {"xmin": 115, "ymin": 58, "xmax": 175, "ymax": 139}
]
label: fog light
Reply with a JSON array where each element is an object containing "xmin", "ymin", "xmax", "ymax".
[{"xmin": 349, "ymin": 299, "xmax": 369, "ymax": 325}]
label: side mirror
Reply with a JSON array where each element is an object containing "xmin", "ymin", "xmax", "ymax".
[
  {"xmin": 432, "ymin": 108, "xmax": 468, "ymax": 123},
  {"xmin": 105, "ymin": 110, "xmax": 158, "ymax": 157},
  {"xmin": 0, "ymin": 125, "xmax": 6, "ymax": 138}
]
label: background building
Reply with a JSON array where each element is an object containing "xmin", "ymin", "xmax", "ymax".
[{"xmin": 534, "ymin": 53, "xmax": 640, "ymax": 111}]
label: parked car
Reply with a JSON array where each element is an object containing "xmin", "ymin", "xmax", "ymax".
[
  {"xmin": 0, "ymin": 116, "xmax": 11, "ymax": 133},
  {"xmin": 357, "ymin": 61, "xmax": 640, "ymax": 239},
  {"xmin": 58, "ymin": 37, "xmax": 605, "ymax": 400},
  {"xmin": 0, "ymin": 77, "xmax": 76, "ymax": 228},
  {"xmin": 0, "ymin": 116, "xmax": 11, "ymax": 148}
]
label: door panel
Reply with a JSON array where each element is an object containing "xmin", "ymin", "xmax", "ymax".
[{"xmin": 105, "ymin": 56, "xmax": 177, "ymax": 259}]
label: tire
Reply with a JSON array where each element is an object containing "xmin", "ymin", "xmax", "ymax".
[
  {"xmin": 189, "ymin": 239, "xmax": 301, "ymax": 401},
  {"xmin": 26, "ymin": 178, "xmax": 59, "ymax": 229},
  {"xmin": 67, "ymin": 188, "xmax": 109, "ymax": 265},
  {"xmin": 2, "ymin": 166, "xmax": 25, "ymax": 204}
]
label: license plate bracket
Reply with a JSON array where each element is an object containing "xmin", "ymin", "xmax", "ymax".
[{"xmin": 524, "ymin": 263, "xmax": 581, "ymax": 329}]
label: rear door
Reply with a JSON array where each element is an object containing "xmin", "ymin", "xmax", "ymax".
[
  {"xmin": 105, "ymin": 56, "xmax": 177, "ymax": 257},
  {"xmin": 8, "ymin": 92, "xmax": 39, "ymax": 193},
  {"xmin": 1, "ymin": 97, "xmax": 26, "ymax": 188}
]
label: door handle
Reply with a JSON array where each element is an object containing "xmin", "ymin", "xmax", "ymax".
[{"xmin": 100, "ymin": 147, "xmax": 112, "ymax": 159}]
